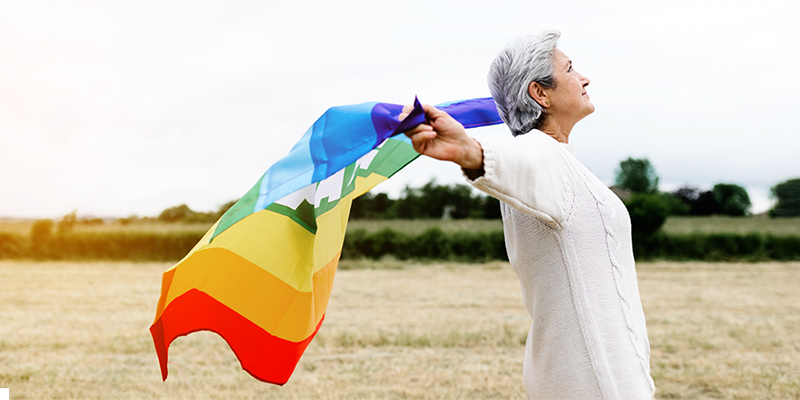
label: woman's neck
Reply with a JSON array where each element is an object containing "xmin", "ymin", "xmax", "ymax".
[{"xmin": 538, "ymin": 118, "xmax": 574, "ymax": 144}]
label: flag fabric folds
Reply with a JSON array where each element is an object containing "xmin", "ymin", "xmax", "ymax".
[{"xmin": 150, "ymin": 97, "xmax": 503, "ymax": 385}]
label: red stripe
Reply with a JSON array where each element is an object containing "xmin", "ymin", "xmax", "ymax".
[{"xmin": 150, "ymin": 288, "xmax": 323, "ymax": 385}]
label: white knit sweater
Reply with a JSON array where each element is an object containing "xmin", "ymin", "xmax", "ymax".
[{"xmin": 467, "ymin": 130, "xmax": 655, "ymax": 400}]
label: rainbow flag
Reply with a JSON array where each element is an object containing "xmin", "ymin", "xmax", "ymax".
[{"xmin": 150, "ymin": 97, "xmax": 502, "ymax": 385}]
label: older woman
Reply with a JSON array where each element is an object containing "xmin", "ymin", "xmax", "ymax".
[{"xmin": 400, "ymin": 30, "xmax": 655, "ymax": 399}]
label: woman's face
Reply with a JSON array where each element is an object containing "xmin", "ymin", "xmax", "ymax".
[{"xmin": 546, "ymin": 49, "xmax": 594, "ymax": 122}]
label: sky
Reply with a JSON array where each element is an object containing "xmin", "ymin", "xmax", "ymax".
[{"xmin": 1, "ymin": 0, "xmax": 798, "ymax": 219}]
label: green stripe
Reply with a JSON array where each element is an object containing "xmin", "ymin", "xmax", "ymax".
[
  {"xmin": 265, "ymin": 199, "xmax": 317, "ymax": 234},
  {"xmin": 368, "ymin": 138, "xmax": 419, "ymax": 177},
  {"xmin": 210, "ymin": 138, "xmax": 419, "ymax": 241},
  {"xmin": 212, "ymin": 175, "xmax": 264, "ymax": 240}
]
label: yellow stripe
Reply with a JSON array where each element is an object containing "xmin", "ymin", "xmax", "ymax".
[
  {"xmin": 311, "ymin": 172, "xmax": 385, "ymax": 273},
  {"xmin": 161, "ymin": 220, "xmax": 219, "ymax": 274},
  {"xmin": 155, "ymin": 172, "xmax": 388, "ymax": 336},
  {"xmin": 205, "ymin": 209, "xmax": 317, "ymax": 291},
  {"xmin": 199, "ymin": 173, "xmax": 387, "ymax": 291},
  {"xmin": 352, "ymin": 172, "xmax": 388, "ymax": 199},
  {"xmin": 158, "ymin": 247, "xmax": 338, "ymax": 341}
]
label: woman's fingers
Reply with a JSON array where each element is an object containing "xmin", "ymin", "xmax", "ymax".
[
  {"xmin": 404, "ymin": 127, "xmax": 440, "ymax": 155},
  {"xmin": 398, "ymin": 103, "xmax": 415, "ymax": 122},
  {"xmin": 403, "ymin": 124, "xmax": 433, "ymax": 140}
]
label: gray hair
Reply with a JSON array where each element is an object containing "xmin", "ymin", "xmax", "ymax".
[{"xmin": 487, "ymin": 30, "xmax": 561, "ymax": 136}]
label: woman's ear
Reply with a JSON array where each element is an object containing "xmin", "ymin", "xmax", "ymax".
[{"xmin": 528, "ymin": 81, "xmax": 550, "ymax": 108}]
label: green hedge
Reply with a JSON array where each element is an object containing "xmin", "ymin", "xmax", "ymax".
[
  {"xmin": 0, "ymin": 232, "xmax": 26, "ymax": 258},
  {"xmin": 345, "ymin": 230, "xmax": 800, "ymax": 262},
  {"xmin": 634, "ymin": 233, "xmax": 800, "ymax": 261},
  {"xmin": 342, "ymin": 228, "xmax": 507, "ymax": 262},
  {"xmin": 1, "ymin": 231, "xmax": 200, "ymax": 261},
  {"xmin": 1, "ymin": 229, "xmax": 798, "ymax": 262}
]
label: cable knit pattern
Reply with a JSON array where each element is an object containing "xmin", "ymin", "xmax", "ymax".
[{"xmin": 466, "ymin": 131, "xmax": 655, "ymax": 400}]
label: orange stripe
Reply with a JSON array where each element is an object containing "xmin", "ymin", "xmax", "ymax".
[
  {"xmin": 151, "ymin": 289, "xmax": 324, "ymax": 385},
  {"xmin": 155, "ymin": 247, "xmax": 338, "ymax": 342},
  {"xmin": 154, "ymin": 268, "xmax": 177, "ymax": 322}
]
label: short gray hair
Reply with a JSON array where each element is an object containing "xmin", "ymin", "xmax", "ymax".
[{"xmin": 487, "ymin": 30, "xmax": 561, "ymax": 136}]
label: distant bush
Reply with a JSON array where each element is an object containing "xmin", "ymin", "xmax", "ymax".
[
  {"xmin": 78, "ymin": 217, "xmax": 105, "ymax": 226},
  {"xmin": 658, "ymin": 192, "xmax": 691, "ymax": 216},
  {"xmin": 57, "ymin": 210, "xmax": 78, "ymax": 236},
  {"xmin": 770, "ymin": 178, "xmax": 800, "ymax": 218},
  {"xmin": 351, "ymin": 192, "xmax": 395, "ymax": 219},
  {"xmin": 156, "ymin": 201, "xmax": 236, "ymax": 224},
  {"xmin": 158, "ymin": 204, "xmax": 197, "ymax": 223},
  {"xmin": 671, "ymin": 186, "xmax": 718, "ymax": 216},
  {"xmin": 0, "ymin": 232, "xmax": 25, "ymax": 258},
  {"xmin": 30, "ymin": 219, "xmax": 55, "ymax": 259},
  {"xmin": 712, "ymin": 183, "xmax": 751, "ymax": 216},
  {"xmin": 670, "ymin": 184, "xmax": 752, "ymax": 217},
  {"xmin": 626, "ymin": 193, "xmax": 670, "ymax": 237}
]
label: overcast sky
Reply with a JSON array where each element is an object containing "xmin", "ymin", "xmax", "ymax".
[{"xmin": 1, "ymin": 0, "xmax": 798, "ymax": 219}]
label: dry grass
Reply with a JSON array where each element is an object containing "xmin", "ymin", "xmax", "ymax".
[
  {"xmin": 0, "ymin": 260, "xmax": 798, "ymax": 399},
  {"xmin": 640, "ymin": 262, "xmax": 800, "ymax": 399}
]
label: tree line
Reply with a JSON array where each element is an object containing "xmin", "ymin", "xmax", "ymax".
[
  {"xmin": 350, "ymin": 181, "xmax": 501, "ymax": 220},
  {"xmin": 141, "ymin": 158, "xmax": 799, "ymax": 225},
  {"xmin": 613, "ymin": 157, "xmax": 799, "ymax": 256},
  {"xmin": 615, "ymin": 157, "xmax": 754, "ymax": 217}
]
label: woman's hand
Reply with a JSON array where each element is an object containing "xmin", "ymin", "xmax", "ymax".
[{"xmin": 399, "ymin": 103, "xmax": 484, "ymax": 170}]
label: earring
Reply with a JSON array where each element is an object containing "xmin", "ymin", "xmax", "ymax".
[{"xmin": 546, "ymin": 99, "xmax": 551, "ymax": 106}]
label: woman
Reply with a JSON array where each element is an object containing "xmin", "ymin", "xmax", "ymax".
[{"xmin": 400, "ymin": 30, "xmax": 655, "ymax": 399}]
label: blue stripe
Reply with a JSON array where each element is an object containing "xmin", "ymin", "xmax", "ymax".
[
  {"xmin": 252, "ymin": 97, "xmax": 501, "ymax": 214},
  {"xmin": 309, "ymin": 102, "xmax": 379, "ymax": 182}
]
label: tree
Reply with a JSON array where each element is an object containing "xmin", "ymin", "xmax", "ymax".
[
  {"xmin": 615, "ymin": 157, "xmax": 659, "ymax": 194},
  {"xmin": 672, "ymin": 186, "xmax": 699, "ymax": 205},
  {"xmin": 671, "ymin": 186, "xmax": 700, "ymax": 215},
  {"xmin": 442, "ymin": 184, "xmax": 478, "ymax": 219},
  {"xmin": 215, "ymin": 199, "xmax": 239, "ymax": 219},
  {"xmin": 712, "ymin": 183, "xmax": 751, "ymax": 216},
  {"xmin": 57, "ymin": 210, "xmax": 78, "ymax": 236},
  {"xmin": 625, "ymin": 193, "xmax": 670, "ymax": 239},
  {"xmin": 158, "ymin": 204, "xmax": 195, "ymax": 222},
  {"xmin": 693, "ymin": 191, "xmax": 718, "ymax": 216},
  {"xmin": 387, "ymin": 180, "xmax": 482, "ymax": 219},
  {"xmin": 770, "ymin": 178, "xmax": 800, "ymax": 217},
  {"xmin": 625, "ymin": 193, "xmax": 671, "ymax": 259},
  {"xmin": 390, "ymin": 185, "xmax": 425, "ymax": 219},
  {"xmin": 480, "ymin": 196, "xmax": 502, "ymax": 219},
  {"xmin": 658, "ymin": 192, "xmax": 690, "ymax": 216},
  {"xmin": 351, "ymin": 192, "xmax": 395, "ymax": 219},
  {"xmin": 30, "ymin": 219, "xmax": 54, "ymax": 258},
  {"xmin": 671, "ymin": 186, "xmax": 720, "ymax": 215}
]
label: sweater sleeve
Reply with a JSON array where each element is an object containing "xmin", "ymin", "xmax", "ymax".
[{"xmin": 464, "ymin": 132, "xmax": 574, "ymax": 229}]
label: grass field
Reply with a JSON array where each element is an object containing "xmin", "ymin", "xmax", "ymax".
[{"xmin": 1, "ymin": 260, "xmax": 798, "ymax": 399}]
